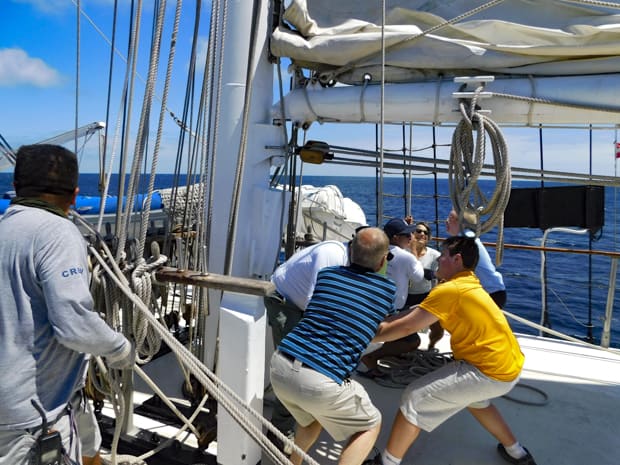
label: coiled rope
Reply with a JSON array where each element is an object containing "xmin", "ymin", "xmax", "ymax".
[
  {"xmin": 449, "ymin": 84, "xmax": 511, "ymax": 265},
  {"xmin": 130, "ymin": 253, "xmax": 169, "ymax": 364},
  {"xmin": 77, "ymin": 211, "xmax": 314, "ymax": 465},
  {"xmin": 371, "ymin": 350, "xmax": 454, "ymax": 389},
  {"xmin": 88, "ymin": 243, "xmax": 316, "ymax": 465}
]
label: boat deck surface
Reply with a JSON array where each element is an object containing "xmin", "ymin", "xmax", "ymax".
[
  {"xmin": 109, "ymin": 332, "xmax": 620, "ymax": 465},
  {"xmin": 289, "ymin": 333, "xmax": 620, "ymax": 465}
]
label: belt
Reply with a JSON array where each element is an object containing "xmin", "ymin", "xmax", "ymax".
[
  {"xmin": 278, "ymin": 350, "xmax": 306, "ymax": 367},
  {"xmin": 25, "ymin": 402, "xmax": 71, "ymax": 435},
  {"xmin": 25, "ymin": 390, "xmax": 84, "ymax": 435}
]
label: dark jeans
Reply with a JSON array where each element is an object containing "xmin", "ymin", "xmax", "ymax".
[
  {"xmin": 490, "ymin": 289, "xmax": 507, "ymax": 309},
  {"xmin": 264, "ymin": 293, "xmax": 304, "ymax": 435}
]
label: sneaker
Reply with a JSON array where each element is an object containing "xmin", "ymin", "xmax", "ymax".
[
  {"xmin": 497, "ymin": 443, "xmax": 537, "ymax": 465},
  {"xmin": 266, "ymin": 430, "xmax": 295, "ymax": 456},
  {"xmin": 282, "ymin": 430, "xmax": 295, "ymax": 456}
]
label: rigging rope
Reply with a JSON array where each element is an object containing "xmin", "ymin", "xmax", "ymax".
[
  {"xmin": 449, "ymin": 84, "xmax": 511, "ymax": 265},
  {"xmin": 134, "ymin": 0, "xmax": 183, "ymax": 260},
  {"xmin": 369, "ymin": 350, "xmax": 454, "ymax": 389},
  {"xmin": 118, "ymin": 0, "xmax": 166, "ymax": 259},
  {"xmin": 83, "ymin": 235, "xmax": 317, "ymax": 465},
  {"xmin": 74, "ymin": 0, "xmax": 81, "ymax": 157}
]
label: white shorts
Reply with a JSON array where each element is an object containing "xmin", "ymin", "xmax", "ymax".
[{"xmin": 400, "ymin": 359, "xmax": 519, "ymax": 432}]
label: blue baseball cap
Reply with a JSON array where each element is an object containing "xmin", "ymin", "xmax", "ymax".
[{"xmin": 383, "ymin": 218, "xmax": 416, "ymax": 238}]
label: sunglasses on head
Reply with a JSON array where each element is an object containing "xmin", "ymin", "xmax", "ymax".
[{"xmin": 415, "ymin": 228, "xmax": 429, "ymax": 236}]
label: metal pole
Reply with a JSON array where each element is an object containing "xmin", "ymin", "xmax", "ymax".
[{"xmin": 601, "ymin": 257, "xmax": 618, "ymax": 348}]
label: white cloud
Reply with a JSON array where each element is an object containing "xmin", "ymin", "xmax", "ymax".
[
  {"xmin": 0, "ymin": 48, "xmax": 62, "ymax": 87},
  {"xmin": 11, "ymin": 0, "xmax": 69, "ymax": 14},
  {"xmin": 195, "ymin": 37, "xmax": 209, "ymax": 74}
]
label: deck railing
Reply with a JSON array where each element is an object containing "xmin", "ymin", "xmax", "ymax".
[{"xmin": 468, "ymin": 235, "xmax": 620, "ymax": 349}]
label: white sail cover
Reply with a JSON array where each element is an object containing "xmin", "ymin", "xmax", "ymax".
[
  {"xmin": 272, "ymin": 0, "xmax": 620, "ymax": 84},
  {"xmin": 297, "ymin": 185, "xmax": 367, "ymax": 242}
]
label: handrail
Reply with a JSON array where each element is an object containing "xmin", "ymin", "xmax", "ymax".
[
  {"xmin": 540, "ymin": 228, "xmax": 590, "ymax": 337},
  {"xmin": 433, "ymin": 233, "xmax": 619, "ymax": 346},
  {"xmin": 433, "ymin": 235, "xmax": 620, "ymax": 259},
  {"xmin": 602, "ymin": 257, "xmax": 618, "ymax": 348}
]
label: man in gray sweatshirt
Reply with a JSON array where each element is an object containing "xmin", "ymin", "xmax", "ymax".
[{"xmin": 0, "ymin": 144, "xmax": 134, "ymax": 465}]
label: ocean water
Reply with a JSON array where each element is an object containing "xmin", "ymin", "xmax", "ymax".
[
  {"xmin": 2, "ymin": 172, "xmax": 619, "ymax": 347},
  {"xmin": 300, "ymin": 175, "xmax": 620, "ymax": 348}
]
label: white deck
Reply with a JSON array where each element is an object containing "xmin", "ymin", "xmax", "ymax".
[
  {"xmin": 288, "ymin": 333, "xmax": 620, "ymax": 465},
  {"xmin": 107, "ymin": 331, "xmax": 620, "ymax": 465}
]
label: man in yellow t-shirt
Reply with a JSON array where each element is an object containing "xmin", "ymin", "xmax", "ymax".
[{"xmin": 365, "ymin": 236, "xmax": 537, "ymax": 465}]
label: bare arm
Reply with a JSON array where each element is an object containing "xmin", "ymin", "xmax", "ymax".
[{"xmin": 372, "ymin": 306, "xmax": 438, "ymax": 343}]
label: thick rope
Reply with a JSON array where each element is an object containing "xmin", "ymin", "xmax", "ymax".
[
  {"xmin": 76, "ymin": 212, "xmax": 308, "ymax": 464},
  {"xmin": 136, "ymin": 0, "xmax": 183, "ymax": 260},
  {"xmin": 201, "ymin": 0, "xmax": 227, "ymax": 274},
  {"xmin": 113, "ymin": 0, "xmax": 143, "ymax": 259},
  {"xmin": 369, "ymin": 350, "xmax": 454, "ymax": 389},
  {"xmin": 449, "ymin": 85, "xmax": 511, "ymax": 265},
  {"xmin": 131, "ymin": 254, "xmax": 169, "ymax": 362},
  {"xmin": 87, "ymin": 243, "xmax": 312, "ymax": 464},
  {"xmin": 118, "ymin": 0, "xmax": 166, "ymax": 258}
]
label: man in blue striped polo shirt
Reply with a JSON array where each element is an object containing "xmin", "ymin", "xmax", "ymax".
[{"xmin": 269, "ymin": 227, "xmax": 397, "ymax": 465}]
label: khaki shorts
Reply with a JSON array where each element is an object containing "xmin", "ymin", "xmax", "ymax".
[
  {"xmin": 270, "ymin": 351, "xmax": 381, "ymax": 442},
  {"xmin": 400, "ymin": 359, "xmax": 519, "ymax": 432}
]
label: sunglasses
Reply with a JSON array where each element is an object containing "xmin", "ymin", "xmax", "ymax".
[{"xmin": 415, "ymin": 229, "xmax": 429, "ymax": 236}]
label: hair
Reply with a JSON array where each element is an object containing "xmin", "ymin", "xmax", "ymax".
[
  {"xmin": 14, "ymin": 144, "xmax": 78, "ymax": 198},
  {"xmin": 350, "ymin": 227, "xmax": 389, "ymax": 269},
  {"xmin": 442, "ymin": 235, "xmax": 479, "ymax": 269},
  {"xmin": 415, "ymin": 221, "xmax": 430, "ymax": 234}
]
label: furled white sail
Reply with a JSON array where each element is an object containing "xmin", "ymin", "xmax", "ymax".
[
  {"xmin": 271, "ymin": 0, "xmax": 620, "ymax": 125},
  {"xmin": 272, "ymin": 0, "xmax": 620, "ymax": 84}
]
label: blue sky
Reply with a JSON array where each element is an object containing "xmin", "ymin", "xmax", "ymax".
[
  {"xmin": 2, "ymin": 0, "xmax": 620, "ymax": 179},
  {"xmin": 1, "ymin": 0, "xmax": 211, "ymax": 174}
]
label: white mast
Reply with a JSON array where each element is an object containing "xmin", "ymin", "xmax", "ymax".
[{"xmin": 205, "ymin": 0, "xmax": 287, "ymax": 463}]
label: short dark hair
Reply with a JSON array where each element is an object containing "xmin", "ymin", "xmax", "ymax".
[
  {"xmin": 442, "ymin": 235, "xmax": 479, "ymax": 269},
  {"xmin": 14, "ymin": 144, "xmax": 78, "ymax": 197}
]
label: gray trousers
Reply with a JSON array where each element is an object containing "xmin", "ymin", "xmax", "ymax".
[
  {"xmin": 0, "ymin": 390, "xmax": 100, "ymax": 465},
  {"xmin": 264, "ymin": 293, "xmax": 304, "ymax": 435}
]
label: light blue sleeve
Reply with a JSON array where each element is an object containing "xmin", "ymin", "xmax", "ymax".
[
  {"xmin": 39, "ymin": 222, "xmax": 130, "ymax": 360},
  {"xmin": 474, "ymin": 237, "xmax": 505, "ymax": 294}
]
